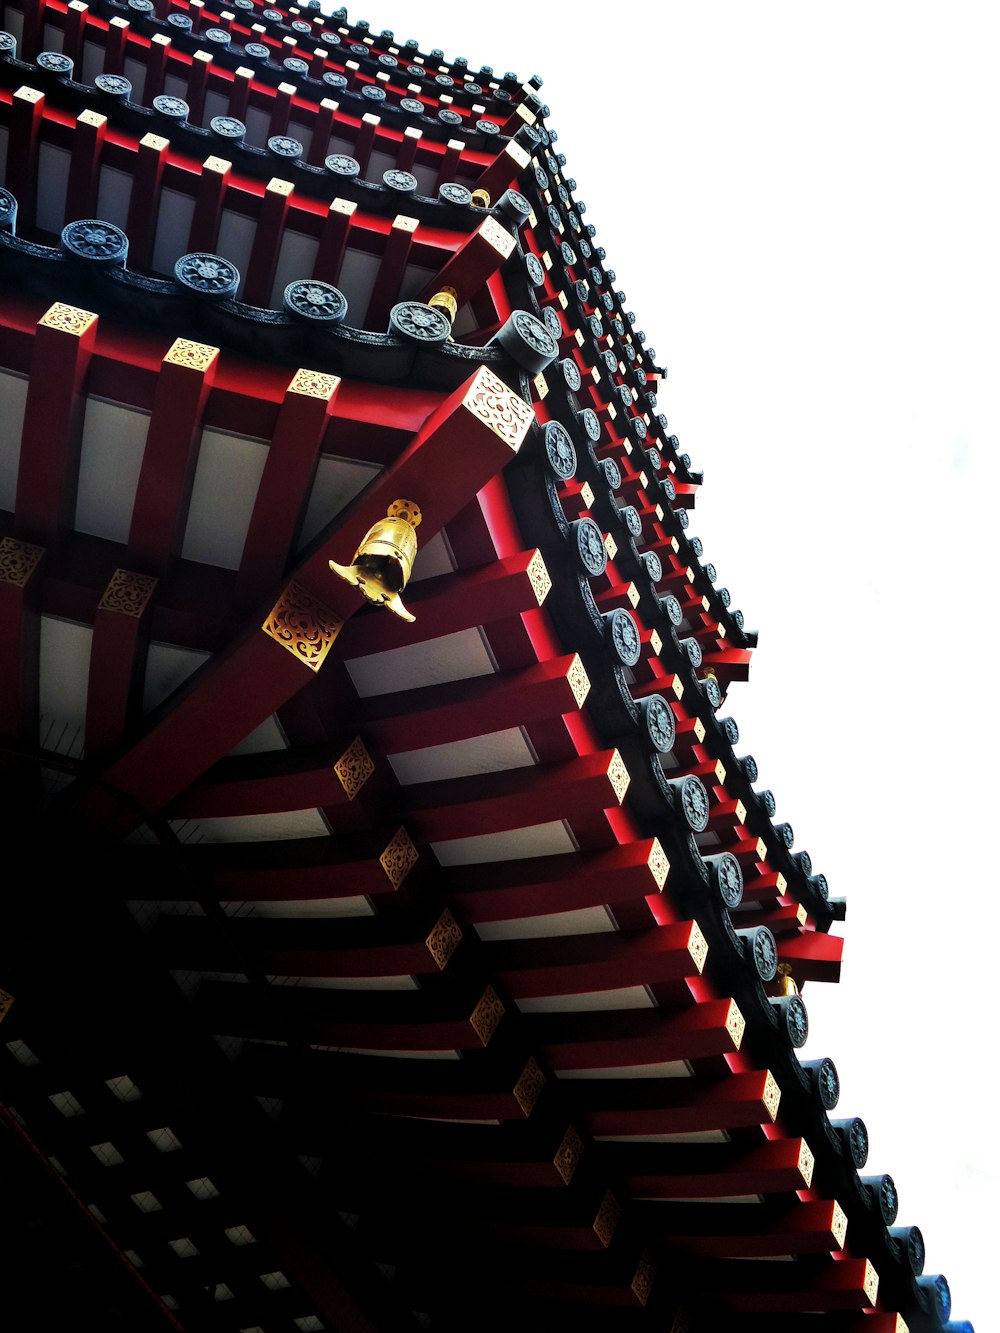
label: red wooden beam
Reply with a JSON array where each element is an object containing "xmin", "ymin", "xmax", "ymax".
[
  {"xmin": 84, "ymin": 569, "xmax": 158, "ymax": 758},
  {"xmin": 243, "ymin": 177, "xmax": 293, "ymax": 307},
  {"xmin": 77, "ymin": 367, "xmax": 535, "ymax": 835},
  {"xmin": 0, "ymin": 537, "xmax": 45, "ymax": 741},
  {"xmin": 126, "ymin": 133, "xmax": 170, "ymax": 271},
  {"xmin": 126, "ymin": 336, "xmax": 219, "ymax": 575},
  {"xmin": 15, "ymin": 302, "xmax": 98, "ymax": 547}
]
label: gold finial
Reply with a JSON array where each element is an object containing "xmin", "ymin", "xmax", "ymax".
[
  {"xmin": 470, "ymin": 187, "xmax": 491, "ymax": 208},
  {"xmin": 776, "ymin": 962, "xmax": 798, "ymax": 995},
  {"xmin": 329, "ymin": 501, "xmax": 422, "ymax": 621},
  {"xmin": 428, "ymin": 287, "xmax": 458, "ymax": 322}
]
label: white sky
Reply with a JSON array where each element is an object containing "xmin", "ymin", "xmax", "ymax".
[{"xmin": 335, "ymin": 3, "xmax": 997, "ymax": 1323}]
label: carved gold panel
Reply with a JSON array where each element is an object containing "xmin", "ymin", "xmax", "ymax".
[
  {"xmin": 647, "ymin": 839, "xmax": 669, "ymax": 890},
  {"xmin": 553, "ymin": 1126, "xmax": 583, "ymax": 1185},
  {"xmin": 98, "ymin": 569, "xmax": 158, "ymax": 618},
  {"xmin": 797, "ymin": 1138, "xmax": 815, "ymax": 1187},
  {"xmin": 333, "ymin": 737, "xmax": 374, "ymax": 800},
  {"xmin": 525, "ymin": 549, "xmax": 551, "ymax": 605},
  {"xmin": 469, "ymin": 986, "xmax": 504, "ymax": 1046},
  {"xmin": 462, "ymin": 367, "xmax": 534, "ymax": 452},
  {"xmin": 0, "ymin": 537, "xmax": 44, "ymax": 588},
  {"xmin": 425, "ymin": 909, "xmax": 462, "ymax": 971},
  {"xmin": 512, "ymin": 1057, "xmax": 545, "ymax": 1117},
  {"xmin": 379, "ymin": 827, "xmax": 418, "ymax": 889},
  {"xmin": 592, "ymin": 1190, "xmax": 621, "ymax": 1248},
  {"xmin": 39, "ymin": 302, "xmax": 97, "ymax": 336},
  {"xmin": 725, "ymin": 998, "xmax": 745, "ymax": 1049},
  {"xmin": 607, "ymin": 750, "xmax": 629, "ymax": 803},
  {"xmin": 262, "ymin": 581, "xmax": 342, "ymax": 671},
  {"xmin": 687, "ymin": 920, "xmax": 708, "ymax": 973},
  {"xmin": 831, "ymin": 1200, "xmax": 848, "ymax": 1248},
  {"xmin": 567, "ymin": 654, "xmax": 590, "ymax": 708},
  {"xmin": 863, "ymin": 1260, "xmax": 879, "ymax": 1306},
  {"xmin": 762, "ymin": 1069, "xmax": 781, "ymax": 1121},
  {"xmin": 164, "ymin": 337, "xmax": 217, "ymax": 372},
  {"xmin": 631, "ymin": 1251, "xmax": 656, "ymax": 1307},
  {"xmin": 0, "ymin": 988, "xmax": 13, "ymax": 1025}
]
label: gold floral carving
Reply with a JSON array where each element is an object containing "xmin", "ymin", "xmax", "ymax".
[
  {"xmin": 580, "ymin": 482, "xmax": 595, "ymax": 509},
  {"xmin": 647, "ymin": 839, "xmax": 669, "ymax": 891},
  {"xmin": 862, "ymin": 1260, "xmax": 880, "ymax": 1306},
  {"xmin": 725, "ymin": 999, "xmax": 745, "ymax": 1049},
  {"xmin": 797, "ymin": 1139, "xmax": 815, "ymax": 1187},
  {"xmin": 333, "ymin": 736, "xmax": 374, "ymax": 800},
  {"xmin": 592, "ymin": 1190, "xmax": 622, "ymax": 1249},
  {"xmin": 39, "ymin": 302, "xmax": 97, "ymax": 336},
  {"xmin": 469, "ymin": 985, "xmax": 504, "ymax": 1046},
  {"xmin": 566, "ymin": 655, "xmax": 590, "ymax": 708},
  {"xmin": 478, "ymin": 214, "xmax": 516, "ymax": 258},
  {"xmin": 687, "ymin": 920, "xmax": 708, "ymax": 973},
  {"xmin": 526, "ymin": 549, "xmax": 551, "ymax": 605},
  {"xmin": 267, "ymin": 177, "xmax": 294, "ymax": 197},
  {"xmin": 734, "ymin": 799, "xmax": 747, "ymax": 824},
  {"xmin": 262, "ymin": 581, "xmax": 342, "ymax": 671},
  {"xmin": 670, "ymin": 1308, "xmax": 694, "ymax": 1333},
  {"xmin": 505, "ymin": 141, "xmax": 531, "ymax": 169},
  {"xmin": 78, "ymin": 109, "xmax": 105, "ymax": 129},
  {"xmin": 14, "ymin": 86, "xmax": 44, "ymax": 105},
  {"xmin": 607, "ymin": 750, "xmax": 629, "ymax": 803},
  {"xmin": 0, "ymin": 537, "xmax": 44, "ymax": 588},
  {"xmin": 626, "ymin": 583, "xmax": 640, "ymax": 608},
  {"xmin": 98, "ymin": 569, "xmax": 158, "ymax": 618},
  {"xmin": 532, "ymin": 372, "xmax": 548, "ymax": 400},
  {"xmin": 289, "ymin": 367, "xmax": 339, "ymax": 400},
  {"xmin": 895, "ymin": 1318, "xmax": 909, "ymax": 1333},
  {"xmin": 831, "ymin": 1200, "xmax": 847, "ymax": 1248},
  {"xmin": 761, "ymin": 1069, "xmax": 781, "ymax": 1122},
  {"xmin": 462, "ymin": 367, "xmax": 534, "ymax": 452},
  {"xmin": 379, "ymin": 827, "xmax": 418, "ymax": 889},
  {"xmin": 775, "ymin": 871, "xmax": 787, "ymax": 895},
  {"xmin": 164, "ymin": 338, "xmax": 218, "ymax": 372},
  {"xmin": 631, "ymin": 1251, "xmax": 656, "ymax": 1307},
  {"xmin": 512, "ymin": 1057, "xmax": 545, "ymax": 1116},
  {"xmin": 670, "ymin": 676, "xmax": 684, "ymax": 700},
  {"xmin": 0, "ymin": 987, "xmax": 13, "ymax": 1025},
  {"xmin": 603, "ymin": 532, "xmax": 617, "ymax": 561},
  {"xmin": 425, "ymin": 908, "xmax": 462, "ymax": 970},
  {"xmin": 553, "ymin": 1126, "xmax": 583, "ymax": 1185},
  {"xmin": 141, "ymin": 132, "xmax": 170, "ymax": 151}
]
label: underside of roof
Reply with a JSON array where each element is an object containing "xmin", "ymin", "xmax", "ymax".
[{"xmin": 0, "ymin": 2, "xmax": 969, "ymax": 1331}]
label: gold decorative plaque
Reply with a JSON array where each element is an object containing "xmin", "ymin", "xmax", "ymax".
[
  {"xmin": 647, "ymin": 839, "xmax": 669, "ymax": 890},
  {"xmin": 164, "ymin": 337, "xmax": 217, "ymax": 372},
  {"xmin": 0, "ymin": 987, "xmax": 13, "ymax": 1025},
  {"xmin": 797, "ymin": 1138, "xmax": 815, "ymax": 1187},
  {"xmin": 379, "ymin": 827, "xmax": 418, "ymax": 889},
  {"xmin": 462, "ymin": 367, "xmax": 534, "ymax": 451},
  {"xmin": 553, "ymin": 1125, "xmax": 583, "ymax": 1185},
  {"xmin": 831, "ymin": 1200, "xmax": 848, "ymax": 1248},
  {"xmin": 98, "ymin": 569, "xmax": 158, "ymax": 618},
  {"xmin": 525, "ymin": 549, "xmax": 551, "ymax": 605},
  {"xmin": 425, "ymin": 909, "xmax": 462, "ymax": 970},
  {"xmin": 0, "ymin": 537, "xmax": 44, "ymax": 588},
  {"xmin": 469, "ymin": 986, "xmax": 504, "ymax": 1046},
  {"xmin": 333, "ymin": 737, "xmax": 374, "ymax": 800},
  {"xmin": 592, "ymin": 1190, "xmax": 622, "ymax": 1248},
  {"xmin": 512, "ymin": 1057, "xmax": 545, "ymax": 1117},
  {"xmin": 39, "ymin": 302, "xmax": 97, "ymax": 336},
  {"xmin": 687, "ymin": 920, "xmax": 708, "ymax": 973},
  {"xmin": 479, "ymin": 214, "xmax": 515, "ymax": 257},
  {"xmin": 262, "ymin": 581, "xmax": 342, "ymax": 671},
  {"xmin": 567, "ymin": 655, "xmax": 590, "ymax": 707},
  {"xmin": 762, "ymin": 1069, "xmax": 781, "ymax": 1121},
  {"xmin": 725, "ymin": 999, "xmax": 745, "ymax": 1048},
  {"xmin": 607, "ymin": 750, "xmax": 629, "ymax": 803},
  {"xmin": 862, "ymin": 1260, "xmax": 880, "ymax": 1306},
  {"xmin": 631, "ymin": 1250, "xmax": 656, "ymax": 1307}
]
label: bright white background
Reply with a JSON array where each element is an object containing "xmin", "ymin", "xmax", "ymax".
[{"xmin": 331, "ymin": 3, "xmax": 997, "ymax": 1324}]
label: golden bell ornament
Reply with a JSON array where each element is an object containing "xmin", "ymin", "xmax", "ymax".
[
  {"xmin": 428, "ymin": 286, "xmax": 458, "ymax": 323},
  {"xmin": 470, "ymin": 188, "xmax": 491, "ymax": 208},
  {"xmin": 329, "ymin": 500, "xmax": 422, "ymax": 622}
]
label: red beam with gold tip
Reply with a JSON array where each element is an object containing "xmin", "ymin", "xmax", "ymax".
[
  {"xmin": 584, "ymin": 1068, "xmax": 781, "ymax": 1136},
  {"xmin": 0, "ymin": 537, "xmax": 44, "ymax": 741},
  {"xmin": 660, "ymin": 1198, "xmax": 848, "ymax": 1258},
  {"xmin": 77, "ymin": 368, "xmax": 534, "ymax": 834},
  {"xmin": 235, "ymin": 367, "xmax": 340, "ymax": 609},
  {"xmin": 485, "ymin": 920, "xmax": 707, "ymax": 1000},
  {"xmin": 84, "ymin": 569, "xmax": 158, "ymax": 758},
  {"xmin": 536, "ymin": 998, "xmax": 744, "ymax": 1072},
  {"xmin": 616, "ymin": 1136, "xmax": 815, "ymax": 1199},
  {"xmin": 716, "ymin": 1256, "xmax": 879, "ymax": 1314},
  {"xmin": 15, "ymin": 302, "xmax": 98, "ymax": 547},
  {"xmin": 416, "ymin": 215, "xmax": 517, "ymax": 309}
]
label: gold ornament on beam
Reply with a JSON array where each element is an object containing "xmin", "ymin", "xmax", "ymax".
[
  {"xmin": 428, "ymin": 286, "xmax": 458, "ymax": 323},
  {"xmin": 329, "ymin": 500, "xmax": 422, "ymax": 622},
  {"xmin": 470, "ymin": 188, "xmax": 491, "ymax": 208}
]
